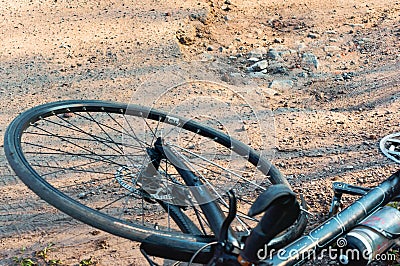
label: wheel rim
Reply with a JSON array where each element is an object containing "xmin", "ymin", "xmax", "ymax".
[{"xmin": 5, "ymin": 100, "xmax": 283, "ymax": 243}]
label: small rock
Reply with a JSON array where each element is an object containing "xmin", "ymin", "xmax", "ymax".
[
  {"xmin": 262, "ymin": 87, "xmax": 280, "ymax": 96},
  {"xmin": 302, "ymin": 53, "xmax": 319, "ymax": 70},
  {"xmin": 248, "ymin": 47, "xmax": 267, "ymax": 58},
  {"xmin": 325, "ymin": 30, "xmax": 337, "ymax": 34},
  {"xmin": 347, "ymin": 23, "xmax": 365, "ymax": 28},
  {"xmin": 335, "ymin": 75, "xmax": 344, "ymax": 81},
  {"xmin": 242, "ymin": 124, "xmax": 249, "ymax": 131},
  {"xmin": 274, "ymin": 38, "xmax": 284, "ymax": 43},
  {"xmin": 248, "ymin": 60, "xmax": 269, "ymax": 72},
  {"xmin": 267, "ymin": 63, "xmax": 289, "ymax": 75},
  {"xmin": 357, "ymin": 177, "xmax": 365, "ymax": 184},
  {"xmin": 342, "ymin": 72, "xmax": 354, "ymax": 80},
  {"xmin": 221, "ymin": 5, "xmax": 231, "ymax": 11},
  {"xmin": 297, "ymin": 43, "xmax": 307, "ymax": 51},
  {"xmin": 78, "ymin": 192, "xmax": 87, "ymax": 199},
  {"xmin": 201, "ymin": 53, "xmax": 214, "ymax": 61},
  {"xmin": 267, "ymin": 49, "xmax": 281, "ymax": 60},
  {"xmin": 315, "ymin": 92, "xmax": 325, "ymax": 100},
  {"xmin": 223, "ymin": 15, "xmax": 231, "ymax": 21},
  {"xmin": 324, "ymin": 46, "xmax": 341, "ymax": 53},
  {"xmin": 269, "ymin": 79, "xmax": 294, "ymax": 89},
  {"xmin": 207, "ymin": 46, "xmax": 214, "ymax": 51},
  {"xmin": 176, "ymin": 29, "xmax": 195, "ymax": 45},
  {"xmin": 307, "ymin": 32, "xmax": 319, "ymax": 39},
  {"xmin": 297, "ymin": 72, "xmax": 308, "ymax": 78},
  {"xmin": 90, "ymin": 230, "xmax": 101, "ymax": 236},
  {"xmin": 247, "ymin": 57, "xmax": 260, "ymax": 62},
  {"xmin": 249, "ymin": 72, "xmax": 268, "ymax": 78}
]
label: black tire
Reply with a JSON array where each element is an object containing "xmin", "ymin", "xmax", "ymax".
[{"xmin": 4, "ymin": 100, "xmax": 302, "ymax": 262}]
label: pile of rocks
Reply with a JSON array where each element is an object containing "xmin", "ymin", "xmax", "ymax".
[{"xmin": 239, "ymin": 46, "xmax": 320, "ymax": 89}]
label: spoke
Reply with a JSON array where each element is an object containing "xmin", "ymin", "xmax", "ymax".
[
  {"xmin": 85, "ymin": 111, "xmax": 142, "ymax": 169},
  {"xmin": 31, "ymin": 163, "xmax": 115, "ymax": 176},
  {"xmin": 183, "ymin": 135, "xmax": 221, "ymax": 150},
  {"xmin": 161, "ymin": 123, "xmax": 180, "ymax": 139},
  {"xmin": 25, "ymin": 150, "xmax": 144, "ymax": 157},
  {"xmin": 105, "ymin": 111, "xmax": 147, "ymax": 148},
  {"xmin": 165, "ymin": 159, "xmax": 171, "ymax": 231},
  {"xmin": 220, "ymin": 203, "xmax": 259, "ymax": 223},
  {"xmin": 23, "ymin": 140, "xmax": 125, "ymax": 168},
  {"xmin": 38, "ymin": 159, "xmax": 106, "ymax": 177},
  {"xmin": 26, "ymin": 131, "xmax": 144, "ymax": 151},
  {"xmin": 75, "ymin": 175, "xmax": 119, "ymax": 197},
  {"xmin": 141, "ymin": 197, "xmax": 145, "ymax": 225},
  {"xmin": 32, "ymin": 123, "xmax": 125, "ymax": 164},
  {"xmin": 118, "ymin": 193, "xmax": 133, "ymax": 220},
  {"xmin": 46, "ymin": 115, "xmax": 124, "ymax": 155},
  {"xmin": 141, "ymin": 115, "xmax": 157, "ymax": 141},
  {"xmin": 105, "ymin": 112, "xmax": 154, "ymax": 163},
  {"xmin": 96, "ymin": 192, "xmax": 134, "ymax": 211},
  {"xmin": 190, "ymin": 152, "xmax": 232, "ymax": 157},
  {"xmin": 59, "ymin": 176, "xmax": 116, "ymax": 189},
  {"xmin": 184, "ymin": 129, "xmax": 201, "ymax": 149},
  {"xmin": 170, "ymin": 144, "xmax": 267, "ymax": 190},
  {"xmin": 170, "ymin": 145, "xmax": 262, "ymax": 233},
  {"xmin": 151, "ymin": 117, "xmax": 162, "ymax": 145},
  {"xmin": 85, "ymin": 111, "xmax": 125, "ymax": 154},
  {"xmin": 73, "ymin": 111, "xmax": 151, "ymax": 148},
  {"xmin": 193, "ymin": 204, "xmax": 208, "ymax": 235},
  {"xmin": 195, "ymin": 161, "xmax": 257, "ymax": 177},
  {"xmin": 191, "ymin": 207, "xmax": 212, "ymax": 234},
  {"xmin": 123, "ymin": 115, "xmax": 151, "ymax": 150}
]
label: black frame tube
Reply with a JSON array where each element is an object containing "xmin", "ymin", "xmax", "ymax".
[
  {"xmin": 159, "ymin": 143, "xmax": 237, "ymax": 243},
  {"xmin": 261, "ymin": 170, "xmax": 400, "ymax": 266}
]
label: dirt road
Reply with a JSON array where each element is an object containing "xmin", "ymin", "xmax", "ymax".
[{"xmin": 1, "ymin": 0, "xmax": 399, "ymax": 265}]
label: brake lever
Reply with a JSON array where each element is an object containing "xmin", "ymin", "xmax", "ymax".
[
  {"xmin": 206, "ymin": 190, "xmax": 241, "ymax": 266},
  {"xmin": 218, "ymin": 190, "xmax": 237, "ymax": 242}
]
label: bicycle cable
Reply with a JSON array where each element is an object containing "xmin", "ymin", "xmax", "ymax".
[{"xmin": 188, "ymin": 241, "xmax": 219, "ymax": 266}]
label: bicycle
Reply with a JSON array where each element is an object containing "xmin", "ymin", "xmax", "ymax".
[{"xmin": 4, "ymin": 99, "xmax": 400, "ymax": 266}]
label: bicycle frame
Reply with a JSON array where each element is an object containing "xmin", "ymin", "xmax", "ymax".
[
  {"xmin": 155, "ymin": 139, "xmax": 400, "ymax": 265},
  {"xmin": 260, "ymin": 169, "xmax": 400, "ymax": 265}
]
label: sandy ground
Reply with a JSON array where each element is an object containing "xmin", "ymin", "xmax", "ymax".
[{"xmin": 0, "ymin": 0, "xmax": 399, "ymax": 265}]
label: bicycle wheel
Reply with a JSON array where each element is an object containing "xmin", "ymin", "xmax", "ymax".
[
  {"xmin": 380, "ymin": 132, "xmax": 400, "ymax": 164},
  {"xmin": 4, "ymin": 100, "xmax": 301, "ymax": 262}
]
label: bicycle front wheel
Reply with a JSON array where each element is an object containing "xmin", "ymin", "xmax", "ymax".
[{"xmin": 4, "ymin": 100, "xmax": 294, "ymax": 262}]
